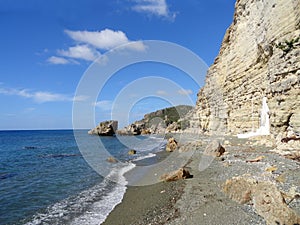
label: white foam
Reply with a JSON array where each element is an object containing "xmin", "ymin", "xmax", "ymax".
[
  {"xmin": 132, "ymin": 153, "xmax": 156, "ymax": 162},
  {"xmin": 25, "ymin": 163, "xmax": 136, "ymax": 225},
  {"xmin": 71, "ymin": 163, "xmax": 135, "ymax": 225}
]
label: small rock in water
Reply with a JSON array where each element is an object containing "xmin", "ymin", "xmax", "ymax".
[
  {"xmin": 106, "ymin": 156, "xmax": 117, "ymax": 163},
  {"xmin": 128, "ymin": 149, "xmax": 137, "ymax": 155}
]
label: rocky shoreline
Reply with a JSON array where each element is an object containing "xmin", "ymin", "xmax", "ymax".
[{"xmin": 102, "ymin": 133, "xmax": 300, "ymax": 225}]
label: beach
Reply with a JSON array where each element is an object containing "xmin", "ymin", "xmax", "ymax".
[{"xmin": 102, "ymin": 134, "xmax": 300, "ymax": 225}]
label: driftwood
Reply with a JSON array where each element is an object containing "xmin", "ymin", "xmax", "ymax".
[
  {"xmin": 246, "ymin": 156, "xmax": 265, "ymax": 163},
  {"xmin": 281, "ymin": 137, "xmax": 300, "ymax": 143}
]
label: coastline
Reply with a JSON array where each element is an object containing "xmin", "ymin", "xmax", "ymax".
[{"xmin": 102, "ymin": 134, "xmax": 300, "ymax": 225}]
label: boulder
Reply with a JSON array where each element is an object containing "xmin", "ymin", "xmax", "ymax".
[
  {"xmin": 88, "ymin": 120, "xmax": 118, "ymax": 136},
  {"xmin": 165, "ymin": 137, "xmax": 178, "ymax": 152},
  {"xmin": 223, "ymin": 176, "xmax": 300, "ymax": 225},
  {"xmin": 160, "ymin": 168, "xmax": 192, "ymax": 182},
  {"xmin": 203, "ymin": 140, "xmax": 225, "ymax": 157},
  {"xmin": 128, "ymin": 150, "xmax": 137, "ymax": 155}
]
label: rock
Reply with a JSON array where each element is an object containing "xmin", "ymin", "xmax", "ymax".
[
  {"xmin": 203, "ymin": 140, "xmax": 225, "ymax": 157},
  {"xmin": 141, "ymin": 129, "xmax": 151, "ymax": 135},
  {"xmin": 285, "ymin": 152, "xmax": 300, "ymax": 162},
  {"xmin": 223, "ymin": 176, "xmax": 257, "ymax": 204},
  {"xmin": 265, "ymin": 166, "xmax": 277, "ymax": 173},
  {"xmin": 165, "ymin": 137, "xmax": 178, "ymax": 152},
  {"xmin": 224, "ymin": 140, "xmax": 231, "ymax": 145},
  {"xmin": 253, "ymin": 182, "xmax": 300, "ymax": 225},
  {"xmin": 117, "ymin": 123, "xmax": 144, "ymax": 135},
  {"xmin": 128, "ymin": 150, "xmax": 137, "ymax": 155},
  {"xmin": 106, "ymin": 156, "xmax": 117, "ymax": 163},
  {"xmin": 223, "ymin": 176, "xmax": 300, "ymax": 225},
  {"xmin": 160, "ymin": 168, "xmax": 192, "ymax": 182},
  {"xmin": 188, "ymin": 0, "xmax": 300, "ymax": 138},
  {"xmin": 88, "ymin": 120, "xmax": 118, "ymax": 136},
  {"xmin": 166, "ymin": 122, "xmax": 180, "ymax": 132}
]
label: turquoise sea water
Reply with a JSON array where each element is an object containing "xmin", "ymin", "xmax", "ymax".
[{"xmin": 0, "ymin": 130, "xmax": 166, "ymax": 225}]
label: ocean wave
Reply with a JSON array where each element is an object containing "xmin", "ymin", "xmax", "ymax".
[
  {"xmin": 25, "ymin": 163, "xmax": 135, "ymax": 225},
  {"xmin": 38, "ymin": 154, "xmax": 81, "ymax": 159},
  {"xmin": 132, "ymin": 153, "xmax": 156, "ymax": 162}
]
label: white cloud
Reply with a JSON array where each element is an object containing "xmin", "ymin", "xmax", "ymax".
[
  {"xmin": 156, "ymin": 90, "xmax": 168, "ymax": 96},
  {"xmin": 73, "ymin": 95, "xmax": 90, "ymax": 102},
  {"xmin": 94, "ymin": 100, "xmax": 113, "ymax": 111},
  {"xmin": 65, "ymin": 29, "xmax": 146, "ymax": 52},
  {"xmin": 65, "ymin": 29, "xmax": 129, "ymax": 50},
  {"xmin": 32, "ymin": 91, "xmax": 69, "ymax": 103},
  {"xmin": 178, "ymin": 89, "xmax": 193, "ymax": 95},
  {"xmin": 58, "ymin": 45, "xmax": 100, "ymax": 61},
  {"xmin": 48, "ymin": 28, "xmax": 146, "ymax": 64},
  {"xmin": 132, "ymin": 0, "xmax": 176, "ymax": 20},
  {"xmin": 47, "ymin": 56, "xmax": 71, "ymax": 65},
  {"xmin": 0, "ymin": 86, "xmax": 87, "ymax": 103}
]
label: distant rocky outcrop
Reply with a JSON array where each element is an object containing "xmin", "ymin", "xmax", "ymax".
[
  {"xmin": 117, "ymin": 122, "xmax": 145, "ymax": 135},
  {"xmin": 190, "ymin": 0, "xmax": 300, "ymax": 138},
  {"xmin": 118, "ymin": 105, "xmax": 193, "ymax": 135},
  {"xmin": 88, "ymin": 120, "xmax": 118, "ymax": 136}
]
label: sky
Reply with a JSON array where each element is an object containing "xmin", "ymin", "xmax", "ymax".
[{"xmin": 0, "ymin": 0, "xmax": 236, "ymax": 130}]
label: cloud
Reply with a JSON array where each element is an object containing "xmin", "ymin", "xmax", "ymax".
[
  {"xmin": 94, "ymin": 100, "xmax": 113, "ymax": 111},
  {"xmin": 0, "ymin": 86, "xmax": 88, "ymax": 103},
  {"xmin": 48, "ymin": 29, "xmax": 146, "ymax": 64},
  {"xmin": 156, "ymin": 90, "xmax": 168, "ymax": 96},
  {"xmin": 65, "ymin": 29, "xmax": 146, "ymax": 52},
  {"xmin": 65, "ymin": 29, "xmax": 129, "ymax": 50},
  {"xmin": 47, "ymin": 56, "xmax": 71, "ymax": 65},
  {"xmin": 131, "ymin": 0, "xmax": 176, "ymax": 20},
  {"xmin": 58, "ymin": 45, "xmax": 100, "ymax": 61},
  {"xmin": 178, "ymin": 89, "xmax": 193, "ymax": 95}
]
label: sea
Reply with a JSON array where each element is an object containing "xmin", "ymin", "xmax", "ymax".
[{"xmin": 0, "ymin": 130, "xmax": 167, "ymax": 225}]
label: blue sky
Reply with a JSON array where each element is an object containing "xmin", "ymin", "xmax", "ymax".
[{"xmin": 0, "ymin": 0, "xmax": 235, "ymax": 130}]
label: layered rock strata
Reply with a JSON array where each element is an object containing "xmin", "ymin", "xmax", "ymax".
[{"xmin": 191, "ymin": 0, "xmax": 300, "ymax": 137}]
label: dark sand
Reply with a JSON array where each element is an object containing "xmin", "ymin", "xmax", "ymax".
[{"xmin": 102, "ymin": 180, "xmax": 185, "ymax": 225}]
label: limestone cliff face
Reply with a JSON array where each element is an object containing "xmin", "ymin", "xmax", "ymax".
[{"xmin": 191, "ymin": 0, "xmax": 300, "ymax": 136}]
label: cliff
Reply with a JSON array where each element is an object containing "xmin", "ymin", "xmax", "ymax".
[{"xmin": 191, "ymin": 0, "xmax": 300, "ymax": 137}]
